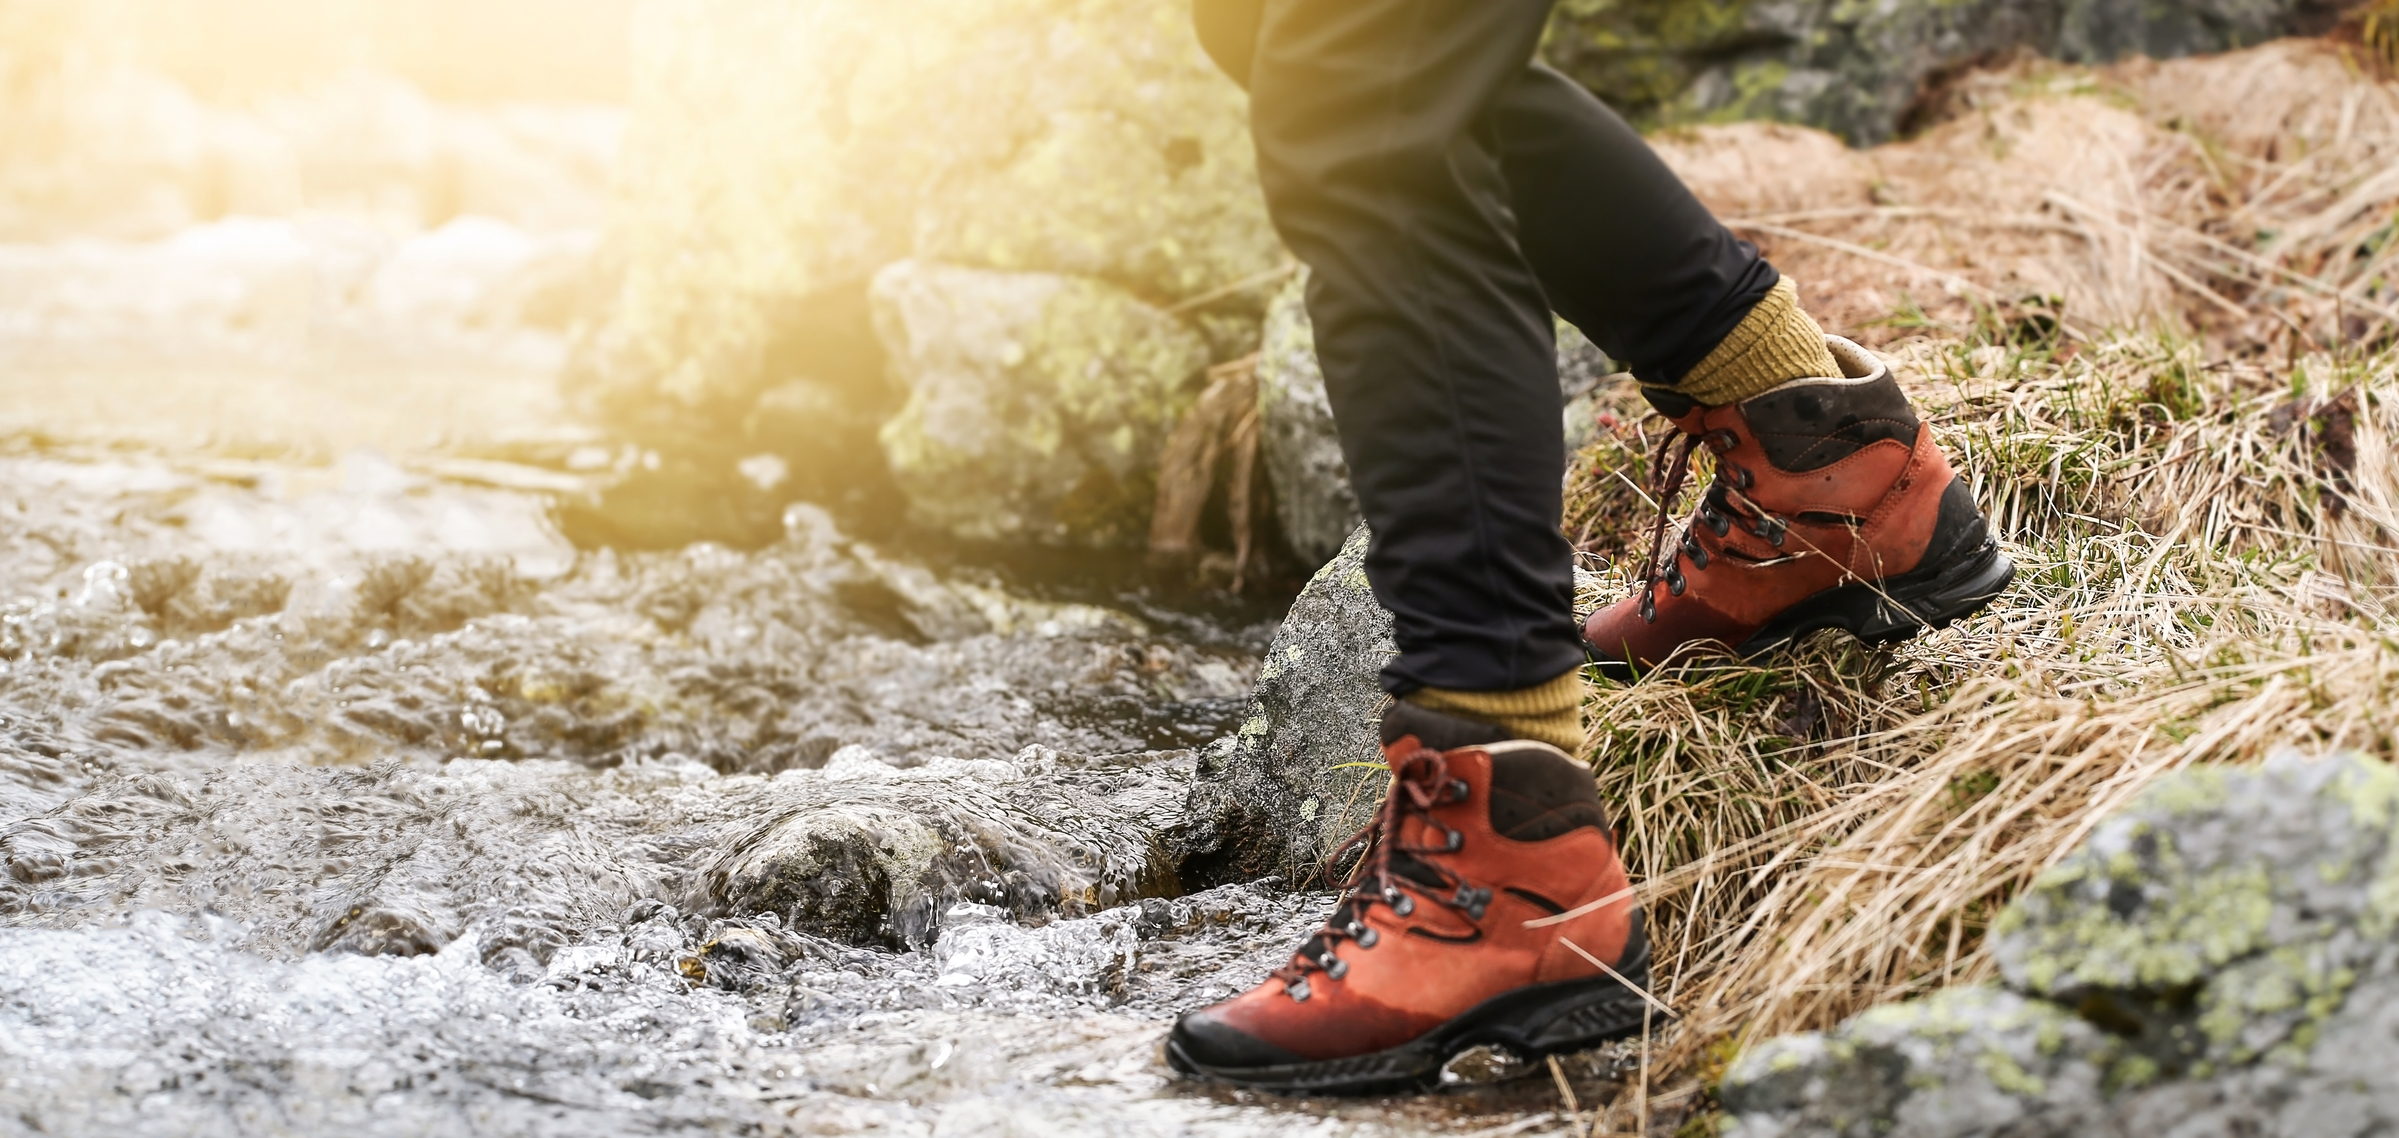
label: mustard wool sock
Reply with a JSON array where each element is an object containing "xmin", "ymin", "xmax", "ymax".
[
  {"xmin": 1406, "ymin": 670, "xmax": 1588, "ymax": 755},
  {"xmin": 1670, "ymin": 277, "xmax": 1842, "ymax": 408}
]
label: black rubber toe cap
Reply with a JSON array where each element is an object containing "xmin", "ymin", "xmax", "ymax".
[{"xmin": 1168, "ymin": 1009, "xmax": 1307, "ymax": 1073}]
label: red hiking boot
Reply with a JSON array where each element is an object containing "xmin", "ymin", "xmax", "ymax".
[
  {"xmin": 1167, "ymin": 703, "xmax": 1654, "ymax": 1093},
  {"xmin": 1584, "ymin": 335, "xmax": 2012, "ymax": 675}
]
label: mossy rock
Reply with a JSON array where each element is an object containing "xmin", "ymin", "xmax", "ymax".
[
  {"xmin": 577, "ymin": 0, "xmax": 1274, "ymax": 532},
  {"xmin": 1722, "ymin": 752, "xmax": 2399, "ymax": 1138},
  {"xmin": 871, "ymin": 259, "xmax": 1210, "ymax": 547},
  {"xmin": 1542, "ymin": 0, "xmax": 2344, "ymax": 144}
]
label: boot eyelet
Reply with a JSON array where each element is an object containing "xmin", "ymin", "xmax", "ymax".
[
  {"xmin": 1665, "ymin": 567, "xmax": 1686, "ymax": 597},
  {"xmin": 1319, "ymin": 952, "xmax": 1348, "ymax": 980},
  {"xmin": 1444, "ymin": 828, "xmax": 1463, "ymax": 852},
  {"xmin": 1448, "ymin": 778, "xmax": 1470, "ymax": 802},
  {"xmin": 1348, "ymin": 923, "xmax": 1379, "ymax": 949},
  {"xmin": 1764, "ymin": 517, "xmax": 1787, "ymax": 548},
  {"xmin": 1383, "ymin": 889, "xmax": 1415, "ymax": 918},
  {"xmin": 1682, "ymin": 535, "xmax": 1709, "ymax": 570},
  {"xmin": 1706, "ymin": 509, "xmax": 1731, "ymax": 538},
  {"xmin": 1735, "ymin": 468, "xmax": 1755, "ymax": 490},
  {"xmin": 1453, "ymin": 885, "xmax": 1491, "ymax": 920},
  {"xmin": 1639, "ymin": 592, "xmax": 1657, "ymax": 623},
  {"xmin": 1709, "ymin": 429, "xmax": 1740, "ymax": 450},
  {"xmin": 1285, "ymin": 976, "xmax": 1312, "ymax": 1002}
]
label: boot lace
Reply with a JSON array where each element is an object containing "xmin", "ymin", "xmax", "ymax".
[
  {"xmin": 1632, "ymin": 427, "xmax": 1791, "ymax": 623},
  {"xmin": 1269, "ymin": 743, "xmax": 1494, "ymax": 1002}
]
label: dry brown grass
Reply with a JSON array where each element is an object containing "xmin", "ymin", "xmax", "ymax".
[
  {"xmin": 1563, "ymin": 46, "xmax": 2399, "ymax": 1122},
  {"xmin": 1652, "ymin": 38, "xmax": 2399, "ymax": 357},
  {"xmin": 1569, "ymin": 326, "xmax": 2399, "ymax": 1123}
]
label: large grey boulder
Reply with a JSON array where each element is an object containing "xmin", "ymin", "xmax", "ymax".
[
  {"xmin": 1178, "ymin": 525, "xmax": 1392, "ymax": 886},
  {"xmin": 1257, "ymin": 272, "xmax": 1620, "ymax": 569},
  {"xmin": 1544, "ymin": 0, "xmax": 2344, "ymax": 146},
  {"xmin": 871, "ymin": 259, "xmax": 1211, "ymax": 547},
  {"xmin": 1722, "ymin": 750, "xmax": 2399, "ymax": 1138},
  {"xmin": 906, "ymin": 0, "xmax": 1281, "ymax": 305}
]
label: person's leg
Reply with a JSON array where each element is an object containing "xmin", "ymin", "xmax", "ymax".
[
  {"xmin": 1170, "ymin": 0, "xmax": 1650, "ymax": 1094},
  {"xmin": 1241, "ymin": 0, "xmax": 1586, "ymax": 722},
  {"xmin": 1491, "ymin": 64, "xmax": 1796, "ymax": 389}
]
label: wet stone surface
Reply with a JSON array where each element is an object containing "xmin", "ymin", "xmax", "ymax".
[{"xmin": 0, "ymin": 445, "xmax": 1619, "ymax": 1135}]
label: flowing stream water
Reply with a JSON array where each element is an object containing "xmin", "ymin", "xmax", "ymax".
[{"xmin": 0, "ymin": 360, "xmax": 1640, "ymax": 1134}]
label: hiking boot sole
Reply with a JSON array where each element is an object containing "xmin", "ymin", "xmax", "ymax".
[
  {"xmin": 1738, "ymin": 537, "xmax": 2016, "ymax": 657},
  {"xmin": 1590, "ymin": 539, "xmax": 2015, "ymax": 680},
  {"xmin": 1166, "ymin": 914, "xmax": 1657, "ymax": 1095}
]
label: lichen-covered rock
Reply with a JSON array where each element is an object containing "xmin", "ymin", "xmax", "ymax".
[
  {"xmin": 1257, "ymin": 272, "xmax": 1619, "ymax": 570},
  {"xmin": 1722, "ymin": 751, "xmax": 2399, "ymax": 1138},
  {"xmin": 1177, "ymin": 524, "xmax": 1391, "ymax": 885},
  {"xmin": 907, "ymin": 2, "xmax": 1281, "ymax": 304},
  {"xmin": 871, "ymin": 259, "xmax": 1211, "ymax": 547},
  {"xmin": 1992, "ymin": 749, "xmax": 2399, "ymax": 1074},
  {"xmin": 1724, "ymin": 987, "xmax": 2124, "ymax": 1138},
  {"xmin": 575, "ymin": 0, "xmax": 1274, "ymax": 519},
  {"xmin": 1543, "ymin": 0, "xmax": 2344, "ymax": 145}
]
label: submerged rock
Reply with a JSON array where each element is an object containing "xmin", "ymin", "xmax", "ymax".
[
  {"xmin": 701, "ymin": 745, "xmax": 1190, "ymax": 949},
  {"xmin": 872, "ymin": 259, "xmax": 1212, "ymax": 547},
  {"xmin": 0, "ymin": 884, "xmax": 1341, "ymax": 1135},
  {"xmin": 1721, "ymin": 750, "xmax": 2399, "ymax": 1137},
  {"xmin": 1180, "ymin": 524, "xmax": 1391, "ymax": 885}
]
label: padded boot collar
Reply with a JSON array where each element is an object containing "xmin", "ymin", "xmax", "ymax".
[
  {"xmin": 1645, "ymin": 335, "xmax": 1882, "ymax": 434},
  {"xmin": 1736, "ymin": 334, "xmax": 1887, "ymax": 393},
  {"xmin": 1380, "ymin": 700, "xmax": 1511, "ymax": 752}
]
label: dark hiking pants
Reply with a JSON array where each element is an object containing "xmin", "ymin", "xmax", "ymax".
[{"xmin": 1194, "ymin": 0, "xmax": 1780, "ymax": 696}]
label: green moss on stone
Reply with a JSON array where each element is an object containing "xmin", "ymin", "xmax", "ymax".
[{"xmin": 874, "ymin": 262, "xmax": 1208, "ymax": 547}]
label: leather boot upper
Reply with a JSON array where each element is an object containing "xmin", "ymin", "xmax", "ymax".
[
  {"xmin": 1586, "ymin": 336, "xmax": 1974, "ymax": 668},
  {"xmin": 1173, "ymin": 718, "xmax": 1637, "ymax": 1065}
]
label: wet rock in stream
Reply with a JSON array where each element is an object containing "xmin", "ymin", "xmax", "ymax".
[
  {"xmin": 1180, "ymin": 523, "xmax": 1391, "ymax": 886},
  {"xmin": 700, "ymin": 745, "xmax": 1189, "ymax": 948}
]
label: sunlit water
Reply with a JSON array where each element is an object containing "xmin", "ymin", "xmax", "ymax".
[{"xmin": 0, "ymin": 435, "xmax": 1643, "ymax": 1135}]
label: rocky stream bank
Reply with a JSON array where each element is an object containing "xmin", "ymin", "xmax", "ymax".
[{"xmin": 0, "ymin": 446, "xmax": 1665, "ymax": 1136}]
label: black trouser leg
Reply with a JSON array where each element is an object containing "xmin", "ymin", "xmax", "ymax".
[
  {"xmin": 1242, "ymin": 0, "xmax": 1576, "ymax": 696},
  {"xmin": 1206, "ymin": 0, "xmax": 1779, "ymax": 694},
  {"xmin": 1492, "ymin": 64, "xmax": 1780, "ymax": 387},
  {"xmin": 1195, "ymin": 3, "xmax": 1778, "ymax": 388}
]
